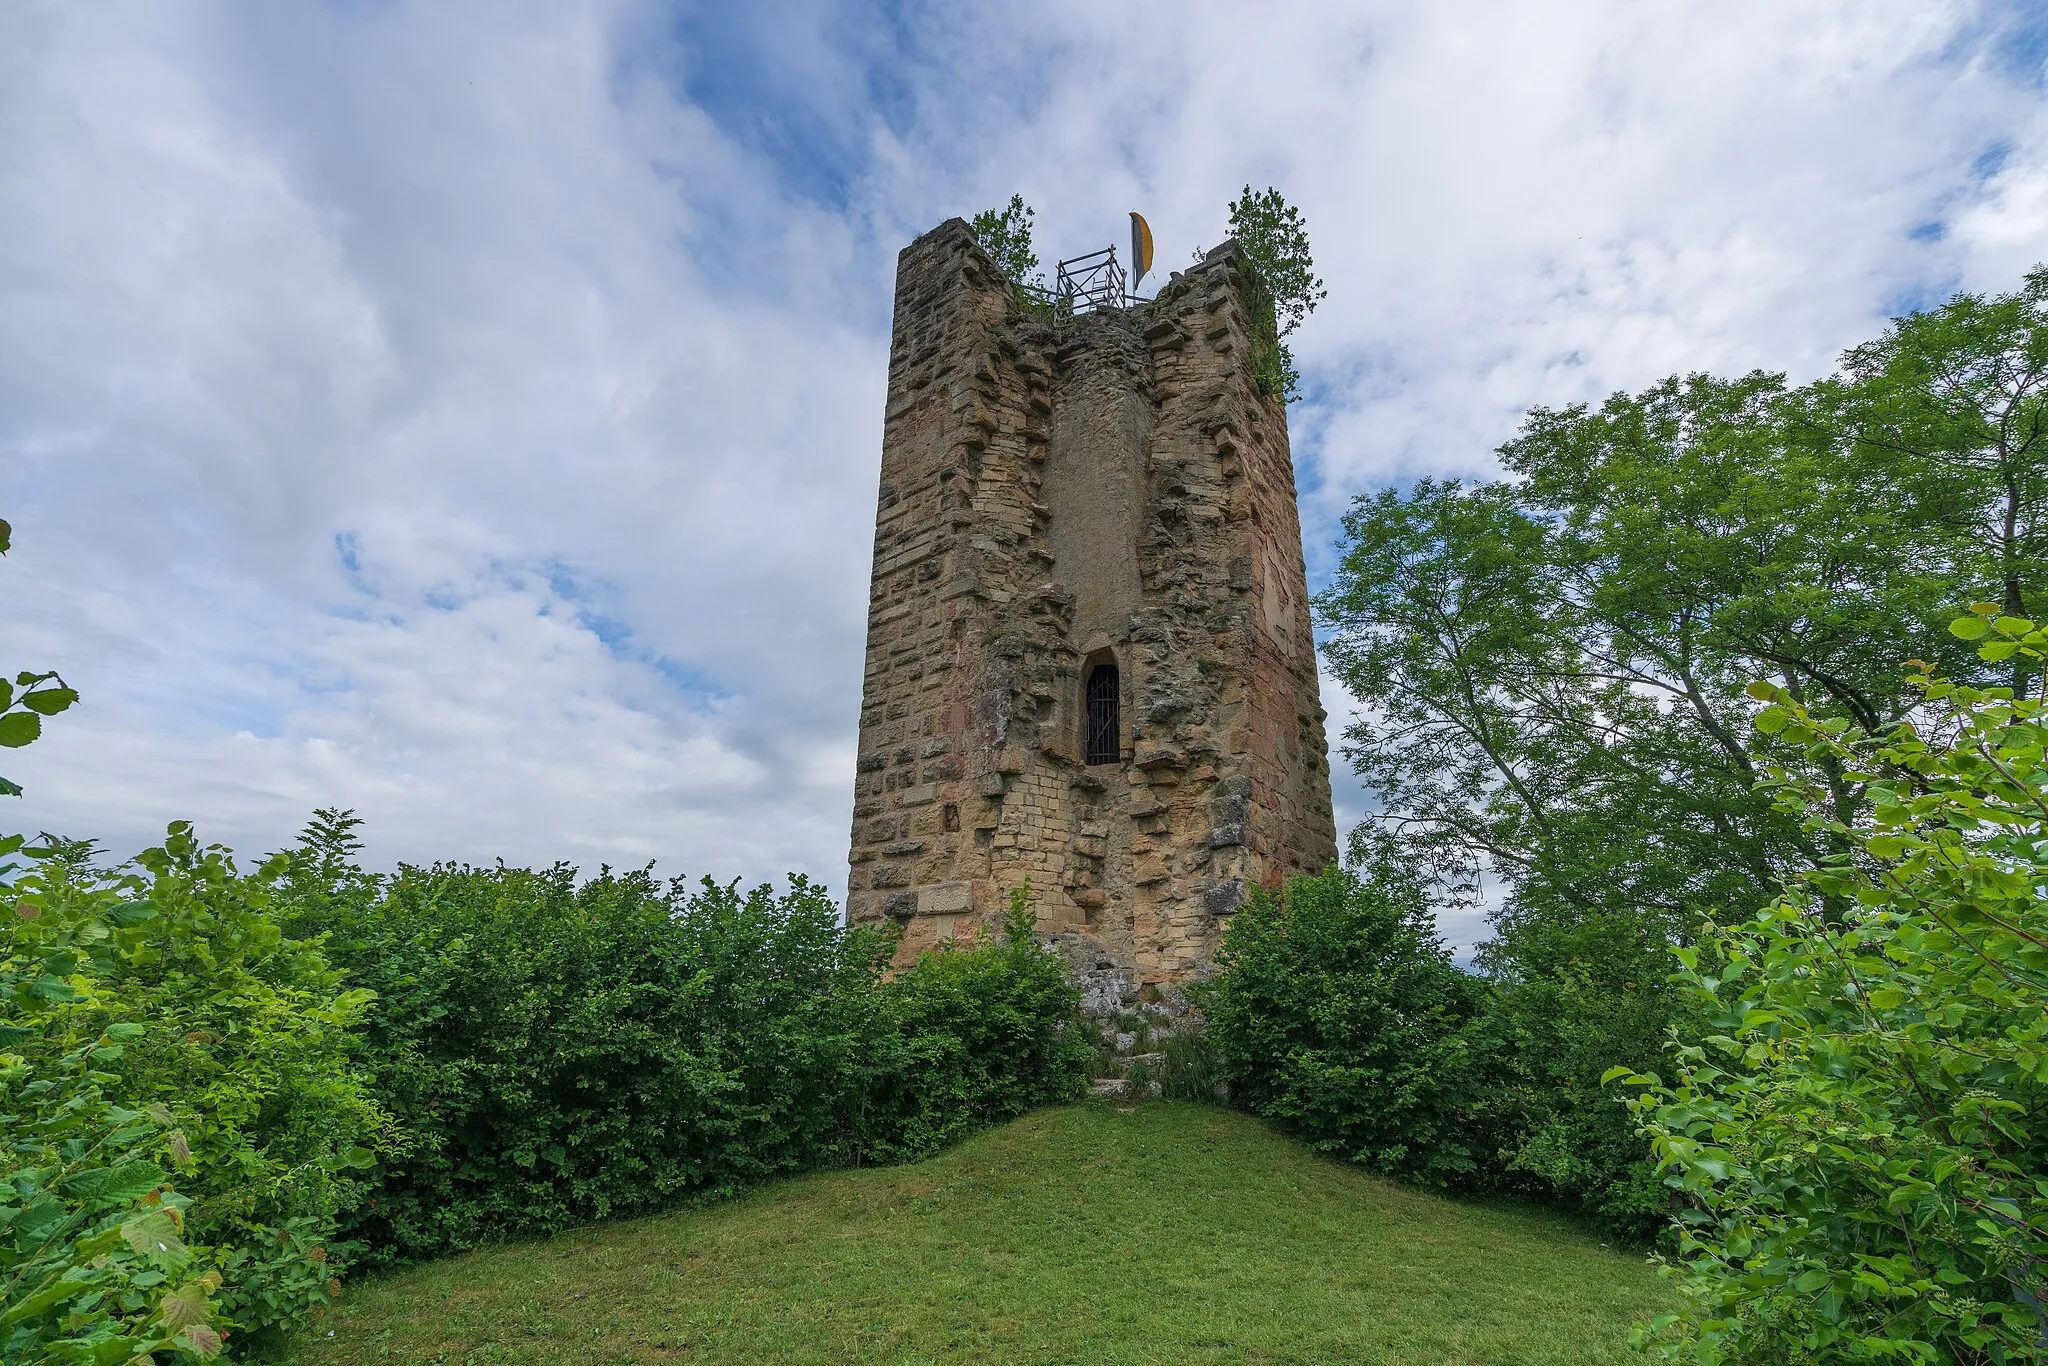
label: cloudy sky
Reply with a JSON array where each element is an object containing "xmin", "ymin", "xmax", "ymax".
[{"xmin": 4, "ymin": 0, "xmax": 2045, "ymax": 950}]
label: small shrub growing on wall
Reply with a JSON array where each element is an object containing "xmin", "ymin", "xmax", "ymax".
[
  {"xmin": 1223, "ymin": 186, "xmax": 1325, "ymax": 403},
  {"xmin": 970, "ymin": 194, "xmax": 1041, "ymax": 287}
]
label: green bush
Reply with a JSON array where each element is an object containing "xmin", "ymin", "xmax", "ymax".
[
  {"xmin": 1203, "ymin": 862, "xmax": 1487, "ymax": 1188},
  {"xmin": 1, "ymin": 833, "xmax": 224, "ymax": 1364},
  {"xmin": 1477, "ymin": 911, "xmax": 1684, "ymax": 1242},
  {"xmin": 1224, "ymin": 186, "xmax": 1325, "ymax": 403},
  {"xmin": 860, "ymin": 888, "xmax": 1095, "ymax": 1161},
  {"xmin": 1617, "ymin": 613, "xmax": 2048, "ymax": 1361},
  {"xmin": 4, "ymin": 826, "xmax": 391, "ymax": 1359},
  {"xmin": 287, "ymin": 850, "xmax": 1089, "ymax": 1266}
]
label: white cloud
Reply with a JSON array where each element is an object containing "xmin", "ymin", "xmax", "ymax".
[{"xmin": 2, "ymin": 0, "xmax": 2043, "ymax": 952}]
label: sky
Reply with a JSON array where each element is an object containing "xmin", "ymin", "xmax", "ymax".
[{"xmin": 4, "ymin": 0, "xmax": 2046, "ymax": 953}]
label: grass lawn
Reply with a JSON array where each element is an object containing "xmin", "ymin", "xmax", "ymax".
[{"xmin": 289, "ymin": 1101, "xmax": 1671, "ymax": 1365}]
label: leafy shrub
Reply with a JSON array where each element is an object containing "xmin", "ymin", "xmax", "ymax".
[
  {"xmin": 969, "ymin": 194, "xmax": 1042, "ymax": 289},
  {"xmin": 290, "ymin": 851, "xmax": 1088, "ymax": 1266},
  {"xmin": 1223, "ymin": 186, "xmax": 1324, "ymax": 402},
  {"xmin": 1204, "ymin": 861, "xmax": 1487, "ymax": 1187},
  {"xmin": 5, "ymin": 826, "xmax": 391, "ymax": 1358},
  {"xmin": 1617, "ymin": 614, "xmax": 2048, "ymax": 1362},
  {"xmin": 304, "ymin": 861, "xmax": 875, "ymax": 1262},
  {"xmin": 860, "ymin": 888, "xmax": 1094, "ymax": 1161},
  {"xmin": 1477, "ymin": 912, "xmax": 1684, "ymax": 1242},
  {"xmin": 1, "ymin": 833, "xmax": 225, "ymax": 1363}
]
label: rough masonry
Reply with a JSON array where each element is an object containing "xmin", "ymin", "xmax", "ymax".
[{"xmin": 845, "ymin": 217, "xmax": 1337, "ymax": 996}]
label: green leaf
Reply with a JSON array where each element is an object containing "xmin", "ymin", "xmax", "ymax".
[
  {"xmin": 0, "ymin": 1277, "xmax": 75, "ymax": 1328},
  {"xmin": 27, "ymin": 974, "xmax": 80, "ymax": 1002},
  {"xmin": 1866, "ymin": 987, "xmax": 1908, "ymax": 1010},
  {"xmin": 11, "ymin": 1196, "xmax": 68, "ymax": 1242},
  {"xmin": 0, "ymin": 711, "xmax": 40, "ymax": 748},
  {"xmin": 120, "ymin": 1210, "xmax": 187, "ymax": 1260},
  {"xmin": 60, "ymin": 1160, "xmax": 167, "ymax": 1204},
  {"xmin": 1951, "ymin": 617, "xmax": 1991, "ymax": 640},
  {"xmin": 107, "ymin": 899, "xmax": 156, "ymax": 926},
  {"xmin": 159, "ymin": 1279, "xmax": 210, "ymax": 1330},
  {"xmin": 19, "ymin": 687, "xmax": 76, "ymax": 717},
  {"xmin": 181, "ymin": 1324, "xmax": 225, "ymax": 1359}
]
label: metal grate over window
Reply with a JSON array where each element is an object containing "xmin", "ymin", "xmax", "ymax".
[{"xmin": 1085, "ymin": 663, "xmax": 1120, "ymax": 766}]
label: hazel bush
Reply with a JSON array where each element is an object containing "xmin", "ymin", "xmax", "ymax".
[{"xmin": 1615, "ymin": 610, "xmax": 2048, "ymax": 1362}]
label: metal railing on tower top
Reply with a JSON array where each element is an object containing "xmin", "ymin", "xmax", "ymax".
[
  {"xmin": 1015, "ymin": 244, "xmax": 1137, "ymax": 320},
  {"xmin": 1055, "ymin": 246, "xmax": 1129, "ymax": 314}
]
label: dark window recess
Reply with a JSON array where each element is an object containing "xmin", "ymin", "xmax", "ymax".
[{"xmin": 1085, "ymin": 663, "xmax": 1120, "ymax": 766}]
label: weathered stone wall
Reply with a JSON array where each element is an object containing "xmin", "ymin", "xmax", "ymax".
[{"xmin": 846, "ymin": 218, "xmax": 1337, "ymax": 990}]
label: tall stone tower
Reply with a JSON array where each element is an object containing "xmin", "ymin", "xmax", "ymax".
[{"xmin": 845, "ymin": 218, "xmax": 1337, "ymax": 990}]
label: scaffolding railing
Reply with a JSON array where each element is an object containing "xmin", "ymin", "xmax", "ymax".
[
  {"xmin": 1056, "ymin": 246, "xmax": 1129, "ymax": 314},
  {"xmin": 1013, "ymin": 244, "xmax": 1139, "ymax": 321}
]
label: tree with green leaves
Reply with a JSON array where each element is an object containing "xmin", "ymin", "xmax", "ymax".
[
  {"xmin": 1224, "ymin": 186, "xmax": 1326, "ymax": 402},
  {"xmin": 1316, "ymin": 268, "xmax": 2048, "ymax": 1235},
  {"xmin": 1817, "ymin": 265, "xmax": 2048, "ymax": 695},
  {"xmin": 970, "ymin": 194, "xmax": 1043, "ymax": 289},
  {"xmin": 0, "ymin": 519, "xmax": 80, "ymax": 797}
]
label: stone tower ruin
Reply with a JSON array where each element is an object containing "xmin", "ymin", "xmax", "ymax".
[{"xmin": 845, "ymin": 217, "xmax": 1337, "ymax": 991}]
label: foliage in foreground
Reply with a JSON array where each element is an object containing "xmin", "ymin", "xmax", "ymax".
[
  {"xmin": 3, "ymin": 826, "xmax": 392, "ymax": 1363},
  {"xmin": 0, "ymin": 517, "xmax": 80, "ymax": 799},
  {"xmin": 1, "ymin": 837, "xmax": 219, "ymax": 1365},
  {"xmin": 3, "ymin": 518, "xmax": 242, "ymax": 1364},
  {"xmin": 280, "ymin": 835, "xmax": 1090, "ymax": 1267},
  {"xmin": 1617, "ymin": 614, "xmax": 2048, "ymax": 1363}
]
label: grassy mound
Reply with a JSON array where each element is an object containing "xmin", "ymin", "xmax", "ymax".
[{"xmin": 289, "ymin": 1102, "xmax": 1670, "ymax": 1364}]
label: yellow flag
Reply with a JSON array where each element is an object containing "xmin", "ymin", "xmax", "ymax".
[{"xmin": 1129, "ymin": 212, "xmax": 1154, "ymax": 289}]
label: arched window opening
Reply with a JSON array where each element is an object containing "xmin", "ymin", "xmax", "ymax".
[{"xmin": 1085, "ymin": 662, "xmax": 1120, "ymax": 766}]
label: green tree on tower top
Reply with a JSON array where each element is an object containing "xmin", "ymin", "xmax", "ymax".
[{"xmin": 1224, "ymin": 186, "xmax": 1326, "ymax": 403}]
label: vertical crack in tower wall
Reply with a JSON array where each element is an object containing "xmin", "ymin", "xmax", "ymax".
[{"xmin": 845, "ymin": 218, "xmax": 1338, "ymax": 989}]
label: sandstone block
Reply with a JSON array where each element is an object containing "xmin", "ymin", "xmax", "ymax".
[{"xmin": 918, "ymin": 882, "xmax": 972, "ymax": 916}]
